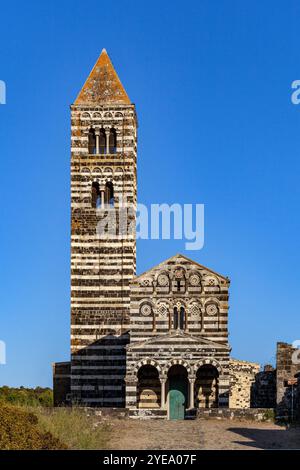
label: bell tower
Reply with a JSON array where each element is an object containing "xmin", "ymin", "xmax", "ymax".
[{"xmin": 70, "ymin": 50, "xmax": 137, "ymax": 406}]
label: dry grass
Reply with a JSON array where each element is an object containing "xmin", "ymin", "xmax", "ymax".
[{"xmin": 35, "ymin": 407, "xmax": 111, "ymax": 450}]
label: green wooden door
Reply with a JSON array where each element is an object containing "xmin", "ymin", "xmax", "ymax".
[{"xmin": 169, "ymin": 377, "xmax": 186, "ymax": 420}]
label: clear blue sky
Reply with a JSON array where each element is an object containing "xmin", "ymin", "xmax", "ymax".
[{"xmin": 0, "ymin": 0, "xmax": 300, "ymax": 387}]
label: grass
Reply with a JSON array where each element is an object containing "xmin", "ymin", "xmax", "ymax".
[
  {"xmin": 35, "ymin": 407, "xmax": 112, "ymax": 450},
  {"xmin": 0, "ymin": 401, "xmax": 112, "ymax": 450}
]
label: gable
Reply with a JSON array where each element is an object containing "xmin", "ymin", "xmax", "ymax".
[{"xmin": 131, "ymin": 253, "xmax": 229, "ymax": 286}]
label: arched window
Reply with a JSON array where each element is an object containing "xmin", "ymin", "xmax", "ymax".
[
  {"xmin": 179, "ymin": 307, "xmax": 185, "ymax": 330},
  {"xmin": 109, "ymin": 128, "xmax": 117, "ymax": 154},
  {"xmin": 99, "ymin": 129, "xmax": 106, "ymax": 154},
  {"xmin": 91, "ymin": 182, "xmax": 101, "ymax": 208},
  {"xmin": 88, "ymin": 128, "xmax": 96, "ymax": 154},
  {"xmin": 173, "ymin": 307, "xmax": 178, "ymax": 329},
  {"xmin": 173, "ymin": 306, "xmax": 185, "ymax": 330},
  {"xmin": 104, "ymin": 182, "xmax": 114, "ymax": 207}
]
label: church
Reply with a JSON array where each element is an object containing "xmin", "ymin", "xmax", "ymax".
[{"xmin": 53, "ymin": 50, "xmax": 270, "ymax": 419}]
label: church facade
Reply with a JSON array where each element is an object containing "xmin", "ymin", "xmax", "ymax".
[
  {"xmin": 125, "ymin": 255, "xmax": 231, "ymax": 413},
  {"xmin": 53, "ymin": 50, "xmax": 282, "ymax": 418}
]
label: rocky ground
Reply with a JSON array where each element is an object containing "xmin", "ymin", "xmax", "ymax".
[{"xmin": 108, "ymin": 418, "xmax": 300, "ymax": 450}]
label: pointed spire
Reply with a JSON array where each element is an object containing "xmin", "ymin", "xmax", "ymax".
[{"xmin": 74, "ymin": 49, "xmax": 131, "ymax": 105}]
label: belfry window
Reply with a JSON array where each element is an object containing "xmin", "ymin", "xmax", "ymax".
[
  {"xmin": 91, "ymin": 182, "xmax": 101, "ymax": 208},
  {"xmin": 99, "ymin": 129, "xmax": 106, "ymax": 154},
  {"xmin": 109, "ymin": 128, "xmax": 117, "ymax": 154},
  {"xmin": 88, "ymin": 128, "xmax": 96, "ymax": 154},
  {"xmin": 104, "ymin": 182, "xmax": 114, "ymax": 207}
]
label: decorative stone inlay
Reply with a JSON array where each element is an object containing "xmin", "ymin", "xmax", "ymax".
[
  {"xmin": 189, "ymin": 273, "xmax": 201, "ymax": 286},
  {"xmin": 140, "ymin": 303, "xmax": 152, "ymax": 316},
  {"xmin": 157, "ymin": 303, "xmax": 169, "ymax": 317},
  {"xmin": 206, "ymin": 276, "xmax": 218, "ymax": 286},
  {"xmin": 189, "ymin": 303, "xmax": 201, "ymax": 317},
  {"xmin": 157, "ymin": 273, "xmax": 169, "ymax": 287},
  {"xmin": 206, "ymin": 303, "xmax": 218, "ymax": 316},
  {"xmin": 140, "ymin": 304, "xmax": 152, "ymax": 317},
  {"xmin": 174, "ymin": 268, "xmax": 184, "ymax": 279}
]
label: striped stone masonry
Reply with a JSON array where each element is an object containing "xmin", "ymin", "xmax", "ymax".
[
  {"xmin": 69, "ymin": 50, "xmax": 137, "ymax": 407},
  {"xmin": 125, "ymin": 254, "xmax": 232, "ymax": 411}
]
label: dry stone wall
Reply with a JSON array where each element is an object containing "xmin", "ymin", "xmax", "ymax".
[{"xmin": 229, "ymin": 359, "xmax": 260, "ymax": 409}]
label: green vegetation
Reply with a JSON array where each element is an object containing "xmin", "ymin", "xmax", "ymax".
[
  {"xmin": 0, "ymin": 403, "xmax": 66, "ymax": 450},
  {"xmin": 262, "ymin": 409, "xmax": 275, "ymax": 422},
  {"xmin": 0, "ymin": 385, "xmax": 53, "ymax": 407}
]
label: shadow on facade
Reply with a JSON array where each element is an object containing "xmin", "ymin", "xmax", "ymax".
[{"xmin": 54, "ymin": 332, "xmax": 130, "ymax": 407}]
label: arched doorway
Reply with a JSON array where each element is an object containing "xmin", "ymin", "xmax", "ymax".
[
  {"xmin": 167, "ymin": 365, "xmax": 188, "ymax": 420},
  {"xmin": 137, "ymin": 365, "xmax": 160, "ymax": 409},
  {"xmin": 195, "ymin": 365, "xmax": 219, "ymax": 408}
]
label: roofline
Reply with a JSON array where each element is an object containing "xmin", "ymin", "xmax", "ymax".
[
  {"xmin": 127, "ymin": 330, "xmax": 231, "ymax": 351},
  {"xmin": 132, "ymin": 253, "xmax": 229, "ymax": 282},
  {"xmin": 73, "ymin": 49, "xmax": 131, "ymax": 105}
]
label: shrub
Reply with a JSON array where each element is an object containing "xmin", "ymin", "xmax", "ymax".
[
  {"xmin": 262, "ymin": 409, "xmax": 275, "ymax": 422},
  {"xmin": 0, "ymin": 386, "xmax": 53, "ymax": 407},
  {"xmin": 0, "ymin": 403, "xmax": 66, "ymax": 450}
]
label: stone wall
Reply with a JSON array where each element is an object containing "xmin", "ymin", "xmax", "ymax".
[
  {"xmin": 229, "ymin": 359, "xmax": 260, "ymax": 409},
  {"xmin": 196, "ymin": 407, "xmax": 274, "ymax": 421},
  {"xmin": 276, "ymin": 342, "xmax": 300, "ymax": 418},
  {"xmin": 251, "ymin": 365, "xmax": 276, "ymax": 408},
  {"xmin": 52, "ymin": 362, "xmax": 71, "ymax": 406}
]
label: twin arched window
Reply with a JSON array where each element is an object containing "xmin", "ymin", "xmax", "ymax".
[
  {"xmin": 88, "ymin": 128, "xmax": 117, "ymax": 154},
  {"xmin": 91, "ymin": 182, "xmax": 114, "ymax": 208},
  {"xmin": 173, "ymin": 307, "xmax": 185, "ymax": 330}
]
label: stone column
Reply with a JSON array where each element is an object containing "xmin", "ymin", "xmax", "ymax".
[
  {"xmin": 95, "ymin": 130, "xmax": 100, "ymax": 154},
  {"xmin": 106, "ymin": 128, "xmax": 110, "ymax": 154},
  {"xmin": 189, "ymin": 377, "xmax": 195, "ymax": 409},
  {"xmin": 160, "ymin": 378, "xmax": 166, "ymax": 409},
  {"xmin": 185, "ymin": 309, "xmax": 188, "ymax": 333},
  {"xmin": 100, "ymin": 190, "xmax": 105, "ymax": 209}
]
